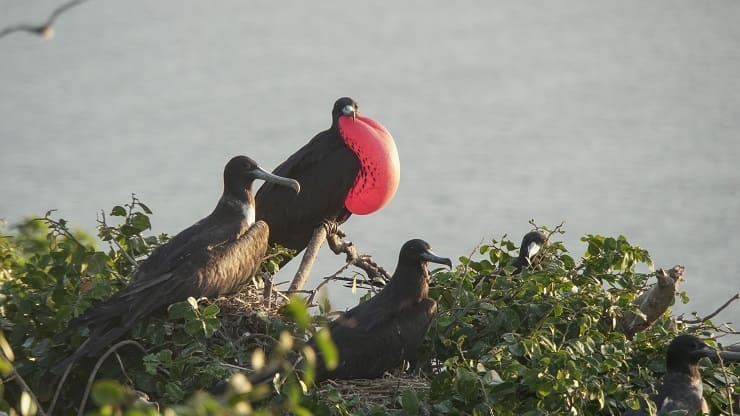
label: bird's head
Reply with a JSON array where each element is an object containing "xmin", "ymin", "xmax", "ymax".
[
  {"xmin": 224, "ymin": 156, "xmax": 300, "ymax": 193},
  {"xmin": 332, "ymin": 97, "xmax": 358, "ymax": 122},
  {"xmin": 400, "ymin": 239, "xmax": 452, "ymax": 270},
  {"xmin": 519, "ymin": 230, "xmax": 549, "ymax": 265},
  {"xmin": 666, "ymin": 335, "xmax": 716, "ymax": 374}
]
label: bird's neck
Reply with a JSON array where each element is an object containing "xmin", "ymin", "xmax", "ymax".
[
  {"xmin": 214, "ymin": 188, "xmax": 255, "ymax": 224},
  {"xmin": 662, "ymin": 369, "xmax": 703, "ymax": 395},
  {"xmin": 388, "ymin": 262, "xmax": 429, "ymax": 301},
  {"xmin": 666, "ymin": 359, "xmax": 702, "ymax": 383}
]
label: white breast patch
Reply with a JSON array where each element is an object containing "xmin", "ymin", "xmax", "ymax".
[{"xmin": 242, "ymin": 203, "xmax": 255, "ymax": 225}]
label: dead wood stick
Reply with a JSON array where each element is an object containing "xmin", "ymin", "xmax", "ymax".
[{"xmin": 288, "ymin": 225, "xmax": 327, "ymax": 292}]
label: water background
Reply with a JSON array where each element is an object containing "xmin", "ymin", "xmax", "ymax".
[{"xmin": 1, "ymin": 1, "xmax": 738, "ymax": 332}]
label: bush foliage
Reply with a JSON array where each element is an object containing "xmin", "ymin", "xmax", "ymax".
[{"xmin": 0, "ymin": 199, "xmax": 737, "ymax": 415}]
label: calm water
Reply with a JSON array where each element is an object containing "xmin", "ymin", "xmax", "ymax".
[{"xmin": 1, "ymin": 1, "xmax": 738, "ymax": 327}]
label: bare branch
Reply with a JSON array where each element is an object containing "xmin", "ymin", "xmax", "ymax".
[
  {"xmin": 78, "ymin": 340, "xmax": 147, "ymax": 416},
  {"xmin": 289, "ymin": 225, "xmax": 327, "ymax": 292},
  {"xmin": 679, "ymin": 293, "xmax": 739, "ymax": 325}
]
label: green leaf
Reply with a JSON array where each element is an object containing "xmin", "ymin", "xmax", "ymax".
[
  {"xmin": 168, "ymin": 301, "xmax": 196, "ymax": 321},
  {"xmin": 138, "ymin": 202, "xmax": 153, "ymax": 214},
  {"xmin": 163, "ymin": 381, "xmax": 185, "ymax": 402},
  {"xmin": 400, "ymin": 390, "xmax": 420, "ymax": 415},
  {"xmin": 130, "ymin": 212, "xmax": 152, "ymax": 232},
  {"xmin": 284, "ymin": 296, "xmax": 310, "ymax": 330},
  {"xmin": 110, "ymin": 206, "xmax": 127, "ymax": 216},
  {"xmin": 91, "ymin": 379, "xmax": 126, "ymax": 405},
  {"xmin": 202, "ymin": 303, "xmax": 220, "ymax": 318},
  {"xmin": 314, "ymin": 328, "xmax": 338, "ymax": 370}
]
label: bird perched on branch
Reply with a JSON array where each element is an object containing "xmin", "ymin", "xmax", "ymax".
[
  {"xmin": 54, "ymin": 156, "xmax": 300, "ymax": 373},
  {"xmin": 0, "ymin": 0, "xmax": 89, "ymax": 40},
  {"xmin": 255, "ymin": 97, "xmax": 400, "ymax": 289},
  {"xmin": 309, "ymin": 239, "xmax": 451, "ymax": 381},
  {"xmin": 624, "ymin": 334, "xmax": 740, "ymax": 415},
  {"xmin": 473, "ymin": 230, "xmax": 548, "ymax": 286}
]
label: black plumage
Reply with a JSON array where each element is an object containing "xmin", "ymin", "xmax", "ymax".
[
  {"xmin": 625, "ymin": 334, "xmax": 740, "ymax": 415},
  {"xmin": 255, "ymin": 97, "xmax": 360, "ymax": 257},
  {"xmin": 54, "ymin": 156, "xmax": 299, "ymax": 372},
  {"xmin": 0, "ymin": 0, "xmax": 89, "ymax": 40},
  {"xmin": 511, "ymin": 230, "xmax": 548, "ymax": 273},
  {"xmin": 473, "ymin": 230, "xmax": 548, "ymax": 286},
  {"xmin": 310, "ymin": 239, "xmax": 451, "ymax": 381}
]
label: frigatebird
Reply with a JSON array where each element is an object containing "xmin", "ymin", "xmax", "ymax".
[
  {"xmin": 255, "ymin": 97, "xmax": 399, "ymax": 270},
  {"xmin": 0, "ymin": 0, "xmax": 89, "ymax": 40},
  {"xmin": 309, "ymin": 239, "xmax": 451, "ymax": 381},
  {"xmin": 624, "ymin": 334, "xmax": 740, "ymax": 415},
  {"xmin": 54, "ymin": 156, "xmax": 299, "ymax": 373},
  {"xmin": 473, "ymin": 230, "xmax": 549, "ymax": 286}
]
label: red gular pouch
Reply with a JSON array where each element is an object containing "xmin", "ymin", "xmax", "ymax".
[{"xmin": 338, "ymin": 115, "xmax": 400, "ymax": 215}]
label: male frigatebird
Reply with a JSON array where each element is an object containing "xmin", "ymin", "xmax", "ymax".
[
  {"xmin": 255, "ymin": 97, "xmax": 399, "ymax": 288},
  {"xmin": 624, "ymin": 334, "xmax": 740, "ymax": 415},
  {"xmin": 309, "ymin": 239, "xmax": 451, "ymax": 381},
  {"xmin": 54, "ymin": 156, "xmax": 300, "ymax": 373}
]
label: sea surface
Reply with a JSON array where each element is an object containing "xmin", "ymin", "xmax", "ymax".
[{"xmin": 1, "ymin": 1, "xmax": 738, "ymax": 331}]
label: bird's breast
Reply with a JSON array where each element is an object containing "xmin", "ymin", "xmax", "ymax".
[{"xmin": 338, "ymin": 115, "xmax": 400, "ymax": 215}]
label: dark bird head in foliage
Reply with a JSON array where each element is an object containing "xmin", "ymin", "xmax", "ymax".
[
  {"xmin": 666, "ymin": 334, "xmax": 716, "ymax": 375},
  {"xmin": 519, "ymin": 231, "xmax": 548, "ymax": 264}
]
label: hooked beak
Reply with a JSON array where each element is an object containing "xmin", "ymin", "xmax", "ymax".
[
  {"xmin": 342, "ymin": 104, "xmax": 356, "ymax": 120},
  {"xmin": 705, "ymin": 347, "xmax": 740, "ymax": 363},
  {"xmin": 251, "ymin": 167, "xmax": 300, "ymax": 194},
  {"xmin": 420, "ymin": 250, "xmax": 452, "ymax": 269}
]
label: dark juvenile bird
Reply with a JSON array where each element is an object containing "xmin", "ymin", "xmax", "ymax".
[
  {"xmin": 510, "ymin": 230, "xmax": 548, "ymax": 273},
  {"xmin": 310, "ymin": 239, "xmax": 451, "ymax": 381},
  {"xmin": 625, "ymin": 334, "xmax": 740, "ymax": 415},
  {"xmin": 255, "ymin": 97, "xmax": 399, "ymax": 262},
  {"xmin": 54, "ymin": 156, "xmax": 300, "ymax": 373},
  {"xmin": 473, "ymin": 230, "xmax": 548, "ymax": 286},
  {"xmin": 0, "ymin": 0, "xmax": 89, "ymax": 40}
]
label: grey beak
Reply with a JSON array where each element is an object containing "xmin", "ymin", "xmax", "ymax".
[
  {"xmin": 420, "ymin": 250, "xmax": 452, "ymax": 269},
  {"xmin": 252, "ymin": 167, "xmax": 300, "ymax": 194}
]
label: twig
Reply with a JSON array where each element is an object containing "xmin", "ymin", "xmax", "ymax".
[
  {"xmin": 48, "ymin": 360, "xmax": 74, "ymax": 416},
  {"xmin": 35, "ymin": 212, "xmax": 88, "ymax": 251},
  {"xmin": 289, "ymin": 225, "xmax": 328, "ymax": 292},
  {"xmin": 77, "ymin": 340, "xmax": 147, "ymax": 416},
  {"xmin": 306, "ymin": 263, "xmax": 353, "ymax": 305},
  {"xmin": 97, "ymin": 210, "xmax": 139, "ymax": 269},
  {"xmin": 680, "ymin": 293, "xmax": 739, "ymax": 324},
  {"xmin": 11, "ymin": 368, "xmax": 46, "ymax": 416},
  {"xmin": 237, "ymin": 333, "xmax": 280, "ymax": 346},
  {"xmin": 218, "ymin": 362, "xmax": 252, "ymax": 372},
  {"xmin": 325, "ymin": 230, "xmax": 391, "ymax": 281}
]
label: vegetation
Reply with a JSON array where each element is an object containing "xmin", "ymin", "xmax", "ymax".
[{"xmin": 0, "ymin": 198, "xmax": 737, "ymax": 415}]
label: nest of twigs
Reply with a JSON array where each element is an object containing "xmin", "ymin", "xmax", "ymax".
[
  {"xmin": 317, "ymin": 372, "xmax": 431, "ymax": 414},
  {"xmin": 208, "ymin": 278, "xmax": 290, "ymax": 344}
]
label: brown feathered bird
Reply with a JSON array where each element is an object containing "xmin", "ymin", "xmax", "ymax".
[
  {"xmin": 624, "ymin": 334, "xmax": 740, "ymax": 415},
  {"xmin": 54, "ymin": 156, "xmax": 299, "ymax": 373},
  {"xmin": 310, "ymin": 239, "xmax": 451, "ymax": 381}
]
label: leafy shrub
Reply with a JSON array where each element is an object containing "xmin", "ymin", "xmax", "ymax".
[{"xmin": 0, "ymin": 203, "xmax": 736, "ymax": 415}]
